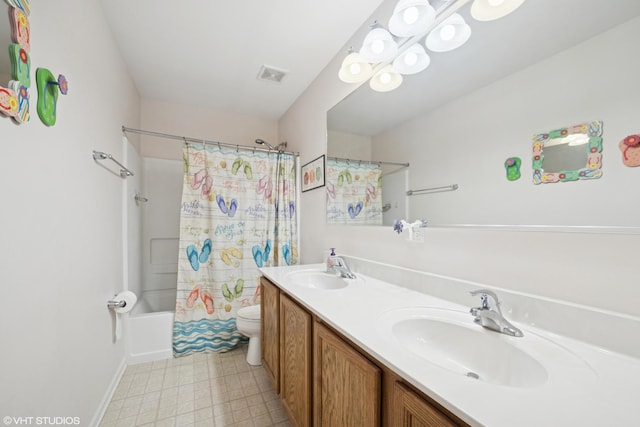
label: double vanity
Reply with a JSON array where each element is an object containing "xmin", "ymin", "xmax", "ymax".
[{"xmin": 260, "ymin": 259, "xmax": 640, "ymax": 426}]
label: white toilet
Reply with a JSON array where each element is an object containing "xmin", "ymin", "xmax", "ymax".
[{"xmin": 236, "ymin": 305, "xmax": 262, "ymax": 365}]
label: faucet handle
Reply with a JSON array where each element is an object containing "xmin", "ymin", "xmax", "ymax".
[{"xmin": 469, "ymin": 289, "xmax": 502, "ymax": 313}]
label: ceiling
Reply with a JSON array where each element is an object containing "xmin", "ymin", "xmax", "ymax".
[
  {"xmin": 2, "ymin": 1, "xmax": 640, "ymax": 129},
  {"xmin": 329, "ymin": 0, "xmax": 640, "ymax": 136},
  {"xmin": 98, "ymin": 0, "xmax": 385, "ymax": 121}
]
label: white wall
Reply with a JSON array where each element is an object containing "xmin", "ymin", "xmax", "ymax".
[
  {"xmin": 0, "ymin": 0, "xmax": 140, "ymax": 424},
  {"xmin": 279, "ymin": 18, "xmax": 640, "ymax": 318},
  {"xmin": 138, "ymin": 98, "xmax": 279, "ymax": 161}
]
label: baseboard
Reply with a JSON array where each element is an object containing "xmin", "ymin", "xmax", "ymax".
[
  {"xmin": 89, "ymin": 357, "xmax": 127, "ymax": 427},
  {"xmin": 127, "ymin": 349, "xmax": 173, "ymax": 365}
]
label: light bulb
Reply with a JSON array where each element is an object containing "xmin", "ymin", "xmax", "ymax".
[
  {"xmin": 440, "ymin": 24, "xmax": 456, "ymax": 41},
  {"xmin": 403, "ymin": 51, "xmax": 418, "ymax": 66},
  {"xmin": 349, "ymin": 63, "xmax": 362, "ymax": 75},
  {"xmin": 488, "ymin": 0, "xmax": 505, "ymax": 6},
  {"xmin": 380, "ymin": 72, "xmax": 392, "ymax": 84},
  {"xmin": 403, "ymin": 6, "xmax": 419, "ymax": 25},
  {"xmin": 371, "ymin": 39, "xmax": 385, "ymax": 55}
]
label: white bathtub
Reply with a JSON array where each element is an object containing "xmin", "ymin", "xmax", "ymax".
[{"xmin": 128, "ymin": 289, "xmax": 176, "ymax": 364}]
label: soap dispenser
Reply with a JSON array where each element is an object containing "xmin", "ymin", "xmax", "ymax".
[{"xmin": 326, "ymin": 248, "xmax": 338, "ymax": 275}]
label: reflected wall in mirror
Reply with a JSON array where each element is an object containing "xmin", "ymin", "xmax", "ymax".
[
  {"xmin": 532, "ymin": 121, "xmax": 603, "ymax": 184},
  {"xmin": 0, "ymin": 0, "xmax": 31, "ymax": 124},
  {"xmin": 327, "ymin": 0, "xmax": 640, "ymax": 229}
]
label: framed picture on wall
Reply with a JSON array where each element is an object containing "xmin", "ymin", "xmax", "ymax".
[{"xmin": 301, "ymin": 155, "xmax": 325, "ymax": 192}]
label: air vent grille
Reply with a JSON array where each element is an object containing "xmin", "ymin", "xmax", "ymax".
[{"xmin": 257, "ymin": 65, "xmax": 288, "ymax": 83}]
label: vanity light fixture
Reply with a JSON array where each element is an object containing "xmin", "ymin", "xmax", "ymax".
[
  {"xmin": 338, "ymin": 0, "xmax": 527, "ymax": 91},
  {"xmin": 359, "ymin": 25, "xmax": 399, "ymax": 63},
  {"xmin": 425, "ymin": 13, "xmax": 471, "ymax": 52},
  {"xmin": 388, "ymin": 0, "xmax": 436, "ymax": 37},
  {"xmin": 470, "ymin": 0, "xmax": 526, "ymax": 21},
  {"xmin": 393, "ymin": 44, "xmax": 431, "ymax": 74},
  {"xmin": 370, "ymin": 65, "xmax": 403, "ymax": 92},
  {"xmin": 338, "ymin": 49, "xmax": 374, "ymax": 83}
]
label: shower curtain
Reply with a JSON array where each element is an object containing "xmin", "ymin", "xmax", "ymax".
[
  {"xmin": 173, "ymin": 143, "xmax": 298, "ymax": 357},
  {"xmin": 326, "ymin": 159, "xmax": 383, "ymax": 225}
]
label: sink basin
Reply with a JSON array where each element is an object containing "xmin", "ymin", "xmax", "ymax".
[
  {"xmin": 287, "ymin": 270, "xmax": 356, "ymax": 290},
  {"xmin": 378, "ymin": 307, "xmax": 594, "ymax": 388}
]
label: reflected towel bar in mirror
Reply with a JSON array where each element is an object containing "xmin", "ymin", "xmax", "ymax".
[
  {"xmin": 92, "ymin": 150, "xmax": 134, "ymax": 178},
  {"xmin": 407, "ymin": 184, "xmax": 458, "ymax": 196},
  {"xmin": 327, "ymin": 156, "xmax": 409, "ymax": 168}
]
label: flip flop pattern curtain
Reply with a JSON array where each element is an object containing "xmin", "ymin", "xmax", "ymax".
[
  {"xmin": 326, "ymin": 159, "xmax": 383, "ymax": 225},
  {"xmin": 173, "ymin": 143, "xmax": 298, "ymax": 357}
]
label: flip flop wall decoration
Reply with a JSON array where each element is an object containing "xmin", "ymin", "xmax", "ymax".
[
  {"xmin": 619, "ymin": 134, "xmax": 640, "ymax": 167},
  {"xmin": 0, "ymin": 0, "xmax": 31, "ymax": 124},
  {"xmin": 35, "ymin": 68, "xmax": 68, "ymax": 126},
  {"xmin": 504, "ymin": 157, "xmax": 521, "ymax": 181}
]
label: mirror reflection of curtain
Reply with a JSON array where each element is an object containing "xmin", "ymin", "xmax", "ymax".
[
  {"xmin": 173, "ymin": 143, "xmax": 298, "ymax": 357},
  {"xmin": 326, "ymin": 159, "xmax": 382, "ymax": 225}
]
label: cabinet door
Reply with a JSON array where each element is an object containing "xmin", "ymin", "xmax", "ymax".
[
  {"xmin": 314, "ymin": 321, "xmax": 381, "ymax": 427},
  {"xmin": 393, "ymin": 381, "xmax": 461, "ymax": 427},
  {"xmin": 280, "ymin": 293, "xmax": 312, "ymax": 427},
  {"xmin": 260, "ymin": 277, "xmax": 280, "ymax": 392}
]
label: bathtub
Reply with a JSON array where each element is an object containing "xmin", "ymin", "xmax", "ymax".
[{"xmin": 128, "ymin": 289, "xmax": 176, "ymax": 364}]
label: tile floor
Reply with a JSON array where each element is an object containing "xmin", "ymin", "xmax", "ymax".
[{"xmin": 100, "ymin": 345, "xmax": 291, "ymax": 427}]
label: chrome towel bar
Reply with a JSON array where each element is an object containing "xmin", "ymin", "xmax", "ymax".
[
  {"xmin": 406, "ymin": 184, "xmax": 458, "ymax": 196},
  {"xmin": 92, "ymin": 150, "xmax": 134, "ymax": 178}
]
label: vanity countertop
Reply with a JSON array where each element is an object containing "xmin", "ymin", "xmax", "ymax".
[{"xmin": 260, "ymin": 263, "xmax": 640, "ymax": 427}]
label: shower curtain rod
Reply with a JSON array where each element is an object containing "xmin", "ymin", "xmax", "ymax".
[
  {"xmin": 121, "ymin": 126, "xmax": 299, "ymax": 157},
  {"xmin": 327, "ymin": 155, "xmax": 409, "ymax": 168}
]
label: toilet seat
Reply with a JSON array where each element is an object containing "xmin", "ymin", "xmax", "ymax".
[{"xmin": 237, "ymin": 305, "xmax": 260, "ymax": 320}]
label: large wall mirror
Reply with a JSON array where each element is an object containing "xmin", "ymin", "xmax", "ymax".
[{"xmin": 327, "ymin": 0, "xmax": 640, "ymax": 230}]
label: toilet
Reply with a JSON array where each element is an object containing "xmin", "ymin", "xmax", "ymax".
[{"xmin": 236, "ymin": 305, "xmax": 261, "ymax": 365}]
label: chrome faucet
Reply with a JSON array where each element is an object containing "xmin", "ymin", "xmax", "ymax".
[
  {"xmin": 326, "ymin": 249, "xmax": 356, "ymax": 279},
  {"xmin": 469, "ymin": 289, "xmax": 523, "ymax": 337}
]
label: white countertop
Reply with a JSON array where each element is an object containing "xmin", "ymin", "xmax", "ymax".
[{"xmin": 260, "ymin": 263, "xmax": 640, "ymax": 427}]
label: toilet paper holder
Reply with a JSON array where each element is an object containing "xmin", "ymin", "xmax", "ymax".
[
  {"xmin": 107, "ymin": 299, "xmax": 127, "ymax": 309},
  {"xmin": 107, "ymin": 291, "xmax": 137, "ymax": 314}
]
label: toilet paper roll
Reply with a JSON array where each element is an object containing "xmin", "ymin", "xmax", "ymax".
[{"xmin": 113, "ymin": 291, "xmax": 137, "ymax": 314}]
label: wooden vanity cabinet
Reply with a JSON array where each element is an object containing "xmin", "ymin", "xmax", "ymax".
[
  {"xmin": 280, "ymin": 293, "xmax": 313, "ymax": 427},
  {"xmin": 260, "ymin": 277, "xmax": 280, "ymax": 392},
  {"xmin": 314, "ymin": 321, "xmax": 381, "ymax": 426},
  {"xmin": 390, "ymin": 380, "xmax": 463, "ymax": 427},
  {"xmin": 260, "ymin": 276, "xmax": 468, "ymax": 427}
]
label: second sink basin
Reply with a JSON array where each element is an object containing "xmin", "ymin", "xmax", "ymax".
[{"xmin": 378, "ymin": 307, "xmax": 595, "ymax": 388}]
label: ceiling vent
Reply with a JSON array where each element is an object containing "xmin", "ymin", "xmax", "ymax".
[{"xmin": 257, "ymin": 65, "xmax": 288, "ymax": 83}]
